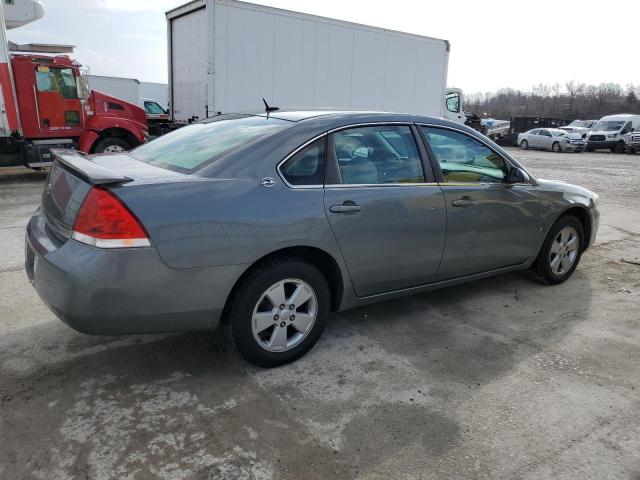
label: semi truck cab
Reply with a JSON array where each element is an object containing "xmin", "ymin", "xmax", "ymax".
[{"xmin": 0, "ymin": 53, "xmax": 148, "ymax": 168}]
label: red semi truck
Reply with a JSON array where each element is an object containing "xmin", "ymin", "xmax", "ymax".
[{"xmin": 0, "ymin": 1, "xmax": 148, "ymax": 168}]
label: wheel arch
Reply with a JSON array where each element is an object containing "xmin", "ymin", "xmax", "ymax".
[
  {"xmin": 223, "ymin": 246, "xmax": 346, "ymax": 318},
  {"xmin": 89, "ymin": 127, "xmax": 141, "ymax": 153},
  {"xmin": 554, "ymin": 206, "xmax": 593, "ymax": 251}
]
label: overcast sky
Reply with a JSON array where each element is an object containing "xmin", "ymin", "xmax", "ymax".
[{"xmin": 7, "ymin": 0, "xmax": 640, "ymax": 94}]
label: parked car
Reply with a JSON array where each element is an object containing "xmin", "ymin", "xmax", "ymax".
[
  {"xmin": 26, "ymin": 111, "xmax": 599, "ymax": 367},
  {"xmin": 518, "ymin": 128, "xmax": 586, "ymax": 152},
  {"xmin": 558, "ymin": 119, "xmax": 598, "ymax": 137},
  {"xmin": 586, "ymin": 114, "xmax": 640, "ymax": 153}
]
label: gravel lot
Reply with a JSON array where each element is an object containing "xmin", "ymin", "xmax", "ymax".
[{"xmin": 1, "ymin": 148, "xmax": 639, "ymax": 479}]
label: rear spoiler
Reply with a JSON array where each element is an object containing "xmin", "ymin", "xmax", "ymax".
[{"xmin": 51, "ymin": 149, "xmax": 133, "ymax": 185}]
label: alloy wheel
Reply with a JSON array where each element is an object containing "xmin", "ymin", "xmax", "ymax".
[
  {"xmin": 251, "ymin": 278, "xmax": 318, "ymax": 352},
  {"xmin": 549, "ymin": 226, "xmax": 579, "ymax": 275}
]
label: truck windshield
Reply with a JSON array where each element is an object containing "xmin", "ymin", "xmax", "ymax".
[
  {"xmin": 594, "ymin": 121, "xmax": 625, "ymax": 132},
  {"xmin": 130, "ymin": 115, "xmax": 290, "ymax": 173},
  {"xmin": 569, "ymin": 120, "xmax": 588, "ymax": 128}
]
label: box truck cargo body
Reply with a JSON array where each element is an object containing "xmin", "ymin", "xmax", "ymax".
[
  {"xmin": 166, "ymin": 0, "xmax": 459, "ymax": 123},
  {"xmin": 87, "ymin": 75, "xmax": 140, "ymax": 106}
]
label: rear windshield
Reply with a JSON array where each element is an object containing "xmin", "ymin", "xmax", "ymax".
[{"xmin": 130, "ymin": 115, "xmax": 290, "ymax": 172}]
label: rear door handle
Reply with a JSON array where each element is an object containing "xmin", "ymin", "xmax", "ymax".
[
  {"xmin": 330, "ymin": 204, "xmax": 362, "ymax": 213},
  {"xmin": 451, "ymin": 198, "xmax": 474, "ymax": 207}
]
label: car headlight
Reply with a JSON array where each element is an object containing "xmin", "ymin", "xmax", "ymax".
[
  {"xmin": 563, "ymin": 138, "xmax": 571, "ymax": 143},
  {"xmin": 607, "ymin": 133, "xmax": 617, "ymax": 138}
]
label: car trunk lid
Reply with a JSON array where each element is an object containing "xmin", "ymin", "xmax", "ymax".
[{"xmin": 42, "ymin": 149, "xmax": 185, "ymax": 242}]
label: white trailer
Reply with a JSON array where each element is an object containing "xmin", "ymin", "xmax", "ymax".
[
  {"xmin": 166, "ymin": 0, "xmax": 464, "ymax": 123},
  {"xmin": 87, "ymin": 75, "xmax": 140, "ymax": 105}
]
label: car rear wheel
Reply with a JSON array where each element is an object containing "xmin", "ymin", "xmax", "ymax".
[
  {"xmin": 520, "ymin": 139, "xmax": 529, "ymax": 150},
  {"xmin": 552, "ymin": 141, "xmax": 561, "ymax": 153},
  {"xmin": 93, "ymin": 137, "xmax": 133, "ymax": 154},
  {"xmin": 224, "ymin": 257, "xmax": 330, "ymax": 367},
  {"xmin": 532, "ymin": 215, "xmax": 584, "ymax": 285}
]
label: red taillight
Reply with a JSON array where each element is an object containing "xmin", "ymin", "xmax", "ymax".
[{"xmin": 72, "ymin": 186, "xmax": 150, "ymax": 248}]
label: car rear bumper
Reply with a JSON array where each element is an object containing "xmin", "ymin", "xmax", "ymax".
[{"xmin": 25, "ymin": 209, "xmax": 247, "ymax": 335}]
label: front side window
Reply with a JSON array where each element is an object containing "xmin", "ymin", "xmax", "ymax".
[
  {"xmin": 540, "ymin": 130, "xmax": 552, "ymax": 137},
  {"xmin": 280, "ymin": 138, "xmax": 326, "ymax": 186},
  {"xmin": 144, "ymin": 101, "xmax": 167, "ymax": 115},
  {"xmin": 445, "ymin": 92, "xmax": 460, "ymax": 113},
  {"xmin": 422, "ymin": 127, "xmax": 508, "ymax": 184},
  {"xmin": 130, "ymin": 115, "xmax": 290, "ymax": 173},
  {"xmin": 35, "ymin": 67, "xmax": 78, "ymax": 99},
  {"xmin": 331, "ymin": 125, "xmax": 424, "ymax": 185}
]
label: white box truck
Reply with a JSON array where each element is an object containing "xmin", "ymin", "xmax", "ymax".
[{"xmin": 166, "ymin": 0, "xmax": 465, "ymax": 124}]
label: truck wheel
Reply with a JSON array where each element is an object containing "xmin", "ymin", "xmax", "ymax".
[
  {"xmin": 93, "ymin": 137, "xmax": 133, "ymax": 154},
  {"xmin": 520, "ymin": 140, "xmax": 529, "ymax": 150},
  {"xmin": 612, "ymin": 141, "xmax": 625, "ymax": 154}
]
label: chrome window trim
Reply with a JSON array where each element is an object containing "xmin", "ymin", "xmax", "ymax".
[
  {"xmin": 417, "ymin": 122, "xmax": 536, "ymax": 185},
  {"xmin": 277, "ymin": 122, "xmax": 427, "ymax": 190},
  {"xmin": 325, "ymin": 182, "xmax": 440, "ymax": 189}
]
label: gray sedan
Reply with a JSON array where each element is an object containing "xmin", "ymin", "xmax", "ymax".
[
  {"xmin": 26, "ymin": 111, "xmax": 599, "ymax": 367},
  {"xmin": 518, "ymin": 128, "xmax": 587, "ymax": 152}
]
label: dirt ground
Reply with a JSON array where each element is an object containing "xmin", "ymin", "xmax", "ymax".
[{"xmin": 1, "ymin": 148, "xmax": 639, "ymax": 479}]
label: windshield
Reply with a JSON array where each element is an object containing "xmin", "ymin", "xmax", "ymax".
[
  {"xmin": 130, "ymin": 116, "xmax": 290, "ymax": 172},
  {"xmin": 551, "ymin": 130, "xmax": 566, "ymax": 137},
  {"xmin": 594, "ymin": 120, "xmax": 625, "ymax": 132}
]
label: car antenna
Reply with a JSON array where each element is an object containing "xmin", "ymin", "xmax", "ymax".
[{"xmin": 263, "ymin": 98, "xmax": 279, "ymax": 116}]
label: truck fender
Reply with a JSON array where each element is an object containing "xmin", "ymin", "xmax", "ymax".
[
  {"xmin": 80, "ymin": 117, "xmax": 148, "ymax": 153},
  {"xmin": 78, "ymin": 130, "xmax": 100, "ymax": 154}
]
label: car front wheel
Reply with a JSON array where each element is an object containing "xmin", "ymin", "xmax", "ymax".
[
  {"xmin": 520, "ymin": 139, "xmax": 529, "ymax": 150},
  {"xmin": 552, "ymin": 141, "xmax": 562, "ymax": 153},
  {"xmin": 224, "ymin": 257, "xmax": 330, "ymax": 367},
  {"xmin": 533, "ymin": 215, "xmax": 584, "ymax": 285}
]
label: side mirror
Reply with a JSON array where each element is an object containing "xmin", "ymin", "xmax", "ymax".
[
  {"xmin": 508, "ymin": 167, "xmax": 529, "ymax": 184},
  {"xmin": 76, "ymin": 76, "xmax": 90, "ymax": 101}
]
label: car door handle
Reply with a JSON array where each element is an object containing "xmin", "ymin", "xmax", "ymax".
[
  {"xmin": 451, "ymin": 198, "xmax": 474, "ymax": 207},
  {"xmin": 330, "ymin": 204, "xmax": 362, "ymax": 213}
]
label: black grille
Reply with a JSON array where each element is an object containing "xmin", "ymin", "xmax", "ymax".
[{"xmin": 589, "ymin": 135, "xmax": 606, "ymax": 142}]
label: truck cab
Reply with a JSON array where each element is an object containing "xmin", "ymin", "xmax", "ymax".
[
  {"xmin": 586, "ymin": 114, "xmax": 640, "ymax": 153},
  {"xmin": 0, "ymin": 53, "xmax": 148, "ymax": 167},
  {"xmin": 444, "ymin": 87, "xmax": 465, "ymax": 123}
]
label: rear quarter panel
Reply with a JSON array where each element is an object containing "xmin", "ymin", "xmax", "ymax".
[{"xmin": 114, "ymin": 178, "xmax": 345, "ymax": 272}]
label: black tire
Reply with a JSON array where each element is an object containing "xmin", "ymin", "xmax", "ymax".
[
  {"xmin": 93, "ymin": 136, "xmax": 133, "ymax": 154},
  {"xmin": 532, "ymin": 215, "xmax": 584, "ymax": 285},
  {"xmin": 520, "ymin": 140, "xmax": 529, "ymax": 150},
  {"xmin": 552, "ymin": 141, "xmax": 561, "ymax": 153},
  {"xmin": 224, "ymin": 257, "xmax": 330, "ymax": 367},
  {"xmin": 586, "ymin": 146, "xmax": 594, "ymax": 152},
  {"xmin": 613, "ymin": 141, "xmax": 625, "ymax": 154}
]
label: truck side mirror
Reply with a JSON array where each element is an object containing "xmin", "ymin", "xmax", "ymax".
[{"xmin": 76, "ymin": 76, "xmax": 90, "ymax": 101}]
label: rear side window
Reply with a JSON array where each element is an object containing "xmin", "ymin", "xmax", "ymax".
[
  {"xmin": 331, "ymin": 125, "xmax": 425, "ymax": 184},
  {"xmin": 280, "ymin": 138, "xmax": 326, "ymax": 186},
  {"xmin": 130, "ymin": 116, "xmax": 289, "ymax": 173}
]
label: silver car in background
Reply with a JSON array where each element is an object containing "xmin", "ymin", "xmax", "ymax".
[{"xmin": 518, "ymin": 128, "xmax": 586, "ymax": 152}]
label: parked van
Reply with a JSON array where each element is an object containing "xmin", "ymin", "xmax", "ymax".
[{"xmin": 586, "ymin": 114, "xmax": 640, "ymax": 153}]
